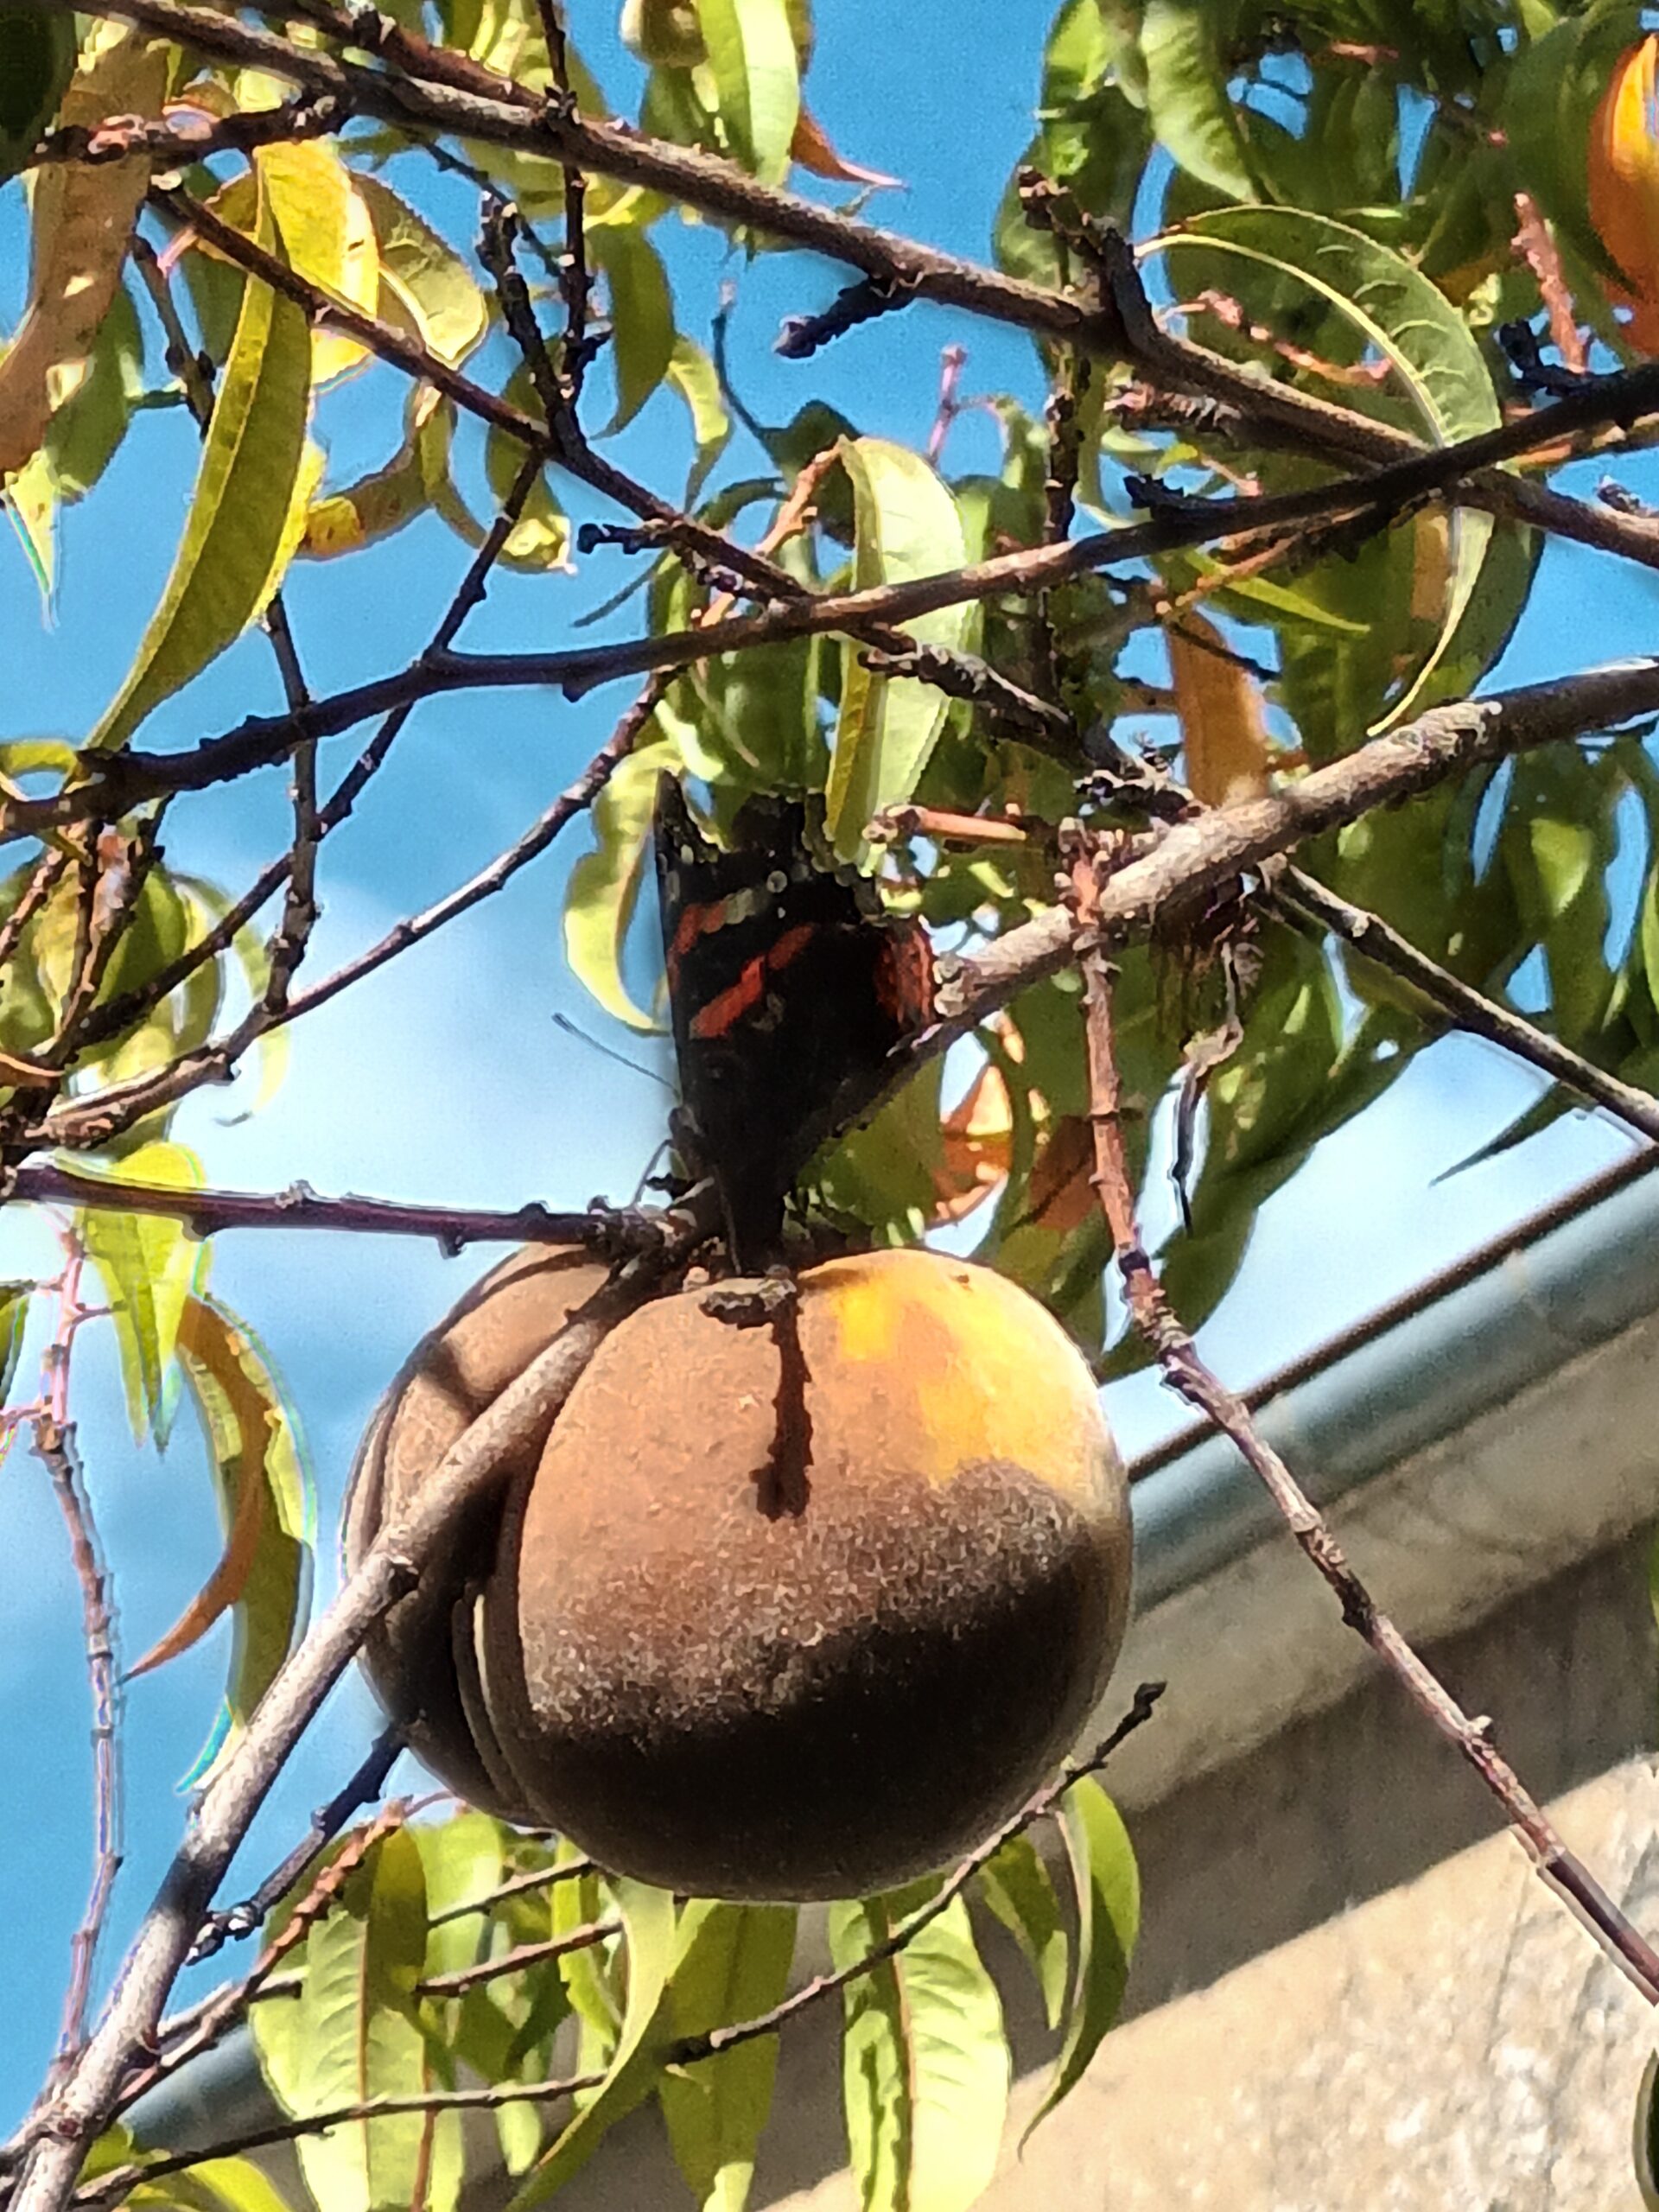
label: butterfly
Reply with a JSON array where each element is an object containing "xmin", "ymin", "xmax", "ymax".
[{"xmin": 654, "ymin": 776, "xmax": 934, "ymax": 1272}]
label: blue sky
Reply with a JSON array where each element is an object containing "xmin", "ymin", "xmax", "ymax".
[{"xmin": 1, "ymin": 0, "xmax": 1654, "ymax": 2129}]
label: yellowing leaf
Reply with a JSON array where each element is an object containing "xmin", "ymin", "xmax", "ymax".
[
  {"xmin": 1588, "ymin": 33, "xmax": 1659, "ymax": 351},
  {"xmin": 356, "ymin": 173, "xmax": 489, "ymax": 367},
  {"xmin": 303, "ymin": 387, "xmax": 454, "ymax": 558},
  {"xmin": 826, "ymin": 437, "xmax": 970, "ymax": 861},
  {"xmin": 168, "ymin": 1294, "xmax": 315, "ymax": 1789},
  {"xmin": 1166, "ymin": 610, "xmax": 1273, "ymax": 810},
  {"xmin": 0, "ymin": 23, "xmax": 166, "ymax": 478},
  {"xmin": 90, "ymin": 171, "xmax": 310, "ymax": 750},
  {"xmin": 790, "ymin": 104, "xmax": 900, "ymax": 188},
  {"xmin": 257, "ymin": 142, "xmax": 380, "ymax": 385}
]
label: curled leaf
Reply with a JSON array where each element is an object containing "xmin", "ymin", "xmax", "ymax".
[
  {"xmin": 166, "ymin": 1294, "xmax": 315, "ymax": 1789},
  {"xmin": 790, "ymin": 105, "xmax": 900, "ymax": 189}
]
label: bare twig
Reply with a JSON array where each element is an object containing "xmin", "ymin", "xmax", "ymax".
[
  {"xmin": 415, "ymin": 1916, "xmax": 621, "ymax": 2000},
  {"xmin": 426, "ymin": 1853, "xmax": 597, "ymax": 1927},
  {"xmin": 186, "ymin": 1730, "xmax": 404, "ymax": 1966},
  {"xmin": 11, "ymin": 1162, "xmax": 633, "ymax": 1249},
  {"xmin": 1274, "ymin": 866, "xmax": 1659, "ymax": 1145},
  {"xmin": 1069, "ymin": 837, "xmax": 1659, "ymax": 2012}
]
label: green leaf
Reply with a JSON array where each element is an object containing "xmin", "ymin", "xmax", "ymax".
[
  {"xmin": 509, "ymin": 1881, "xmax": 678, "ymax": 2209},
  {"xmin": 1024, "ymin": 1779, "xmax": 1138, "ymax": 2139},
  {"xmin": 129, "ymin": 2152, "xmax": 296, "ymax": 2212},
  {"xmin": 76, "ymin": 1141, "xmax": 208, "ymax": 1442},
  {"xmin": 826, "ymin": 438, "xmax": 970, "ymax": 861},
  {"xmin": 251, "ymin": 1827, "xmax": 431, "ymax": 2212},
  {"xmin": 1141, "ymin": 0, "xmax": 1255, "ymax": 200},
  {"xmin": 355, "ymin": 172, "xmax": 489, "ymax": 366},
  {"xmin": 168, "ymin": 1294, "xmax": 315, "ymax": 1791},
  {"xmin": 563, "ymin": 737, "xmax": 677, "ymax": 1031},
  {"xmin": 0, "ymin": 3, "xmax": 76, "ymax": 181},
  {"xmin": 693, "ymin": 0, "xmax": 800, "ymax": 185},
  {"xmin": 829, "ymin": 1885, "xmax": 1009, "ymax": 2212},
  {"xmin": 976, "ymin": 1834, "xmax": 1068, "ymax": 2032},
  {"xmin": 591, "ymin": 223, "xmax": 676, "ymax": 434},
  {"xmin": 43, "ymin": 279, "xmax": 145, "ymax": 502},
  {"xmin": 0, "ymin": 1282, "xmax": 30, "ymax": 1411},
  {"xmin": 90, "ymin": 169, "xmax": 311, "ymax": 750},
  {"xmin": 667, "ymin": 334, "xmax": 732, "ymax": 505},
  {"xmin": 414, "ymin": 1810, "xmax": 505, "ymax": 1982},
  {"xmin": 660, "ymin": 1901, "xmax": 797, "ymax": 2212},
  {"xmin": 1158, "ymin": 206, "xmax": 1507, "ymax": 729}
]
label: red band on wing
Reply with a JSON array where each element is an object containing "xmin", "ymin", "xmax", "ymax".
[{"xmin": 688, "ymin": 922, "xmax": 818, "ymax": 1040}]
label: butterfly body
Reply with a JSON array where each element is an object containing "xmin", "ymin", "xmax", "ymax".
[{"xmin": 653, "ymin": 777, "xmax": 933, "ymax": 1271}]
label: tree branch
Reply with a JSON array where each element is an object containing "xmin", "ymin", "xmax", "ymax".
[{"xmin": 1070, "ymin": 842, "xmax": 1659, "ymax": 2012}]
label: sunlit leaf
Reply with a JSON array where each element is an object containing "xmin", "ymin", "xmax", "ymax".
[
  {"xmin": 90, "ymin": 168, "xmax": 310, "ymax": 750},
  {"xmin": 0, "ymin": 23, "xmax": 164, "ymax": 478},
  {"xmin": 356, "ymin": 173, "xmax": 491, "ymax": 366},
  {"xmin": 251, "ymin": 1827, "xmax": 431, "ymax": 2212},
  {"xmin": 693, "ymin": 0, "xmax": 800, "ymax": 185},
  {"xmin": 509, "ymin": 1880, "xmax": 678, "ymax": 2209},
  {"xmin": 168, "ymin": 1294, "xmax": 315, "ymax": 1789},
  {"xmin": 1156, "ymin": 206, "xmax": 1508, "ymax": 730},
  {"xmin": 256, "ymin": 141, "xmax": 380, "ymax": 385},
  {"xmin": 43, "ymin": 279, "xmax": 145, "ymax": 502},
  {"xmin": 826, "ymin": 437, "xmax": 970, "ymax": 861},
  {"xmin": 976, "ymin": 1834, "xmax": 1068, "ymax": 2032},
  {"xmin": 830, "ymin": 1883, "xmax": 1009, "ymax": 2212},
  {"xmin": 1023, "ymin": 1779, "xmax": 1138, "ymax": 2139},
  {"xmin": 660, "ymin": 1900, "xmax": 797, "ymax": 2212},
  {"xmin": 1166, "ymin": 609, "xmax": 1273, "ymax": 809},
  {"xmin": 304, "ymin": 387, "xmax": 455, "ymax": 558},
  {"xmin": 75, "ymin": 1141, "xmax": 207, "ymax": 1443}
]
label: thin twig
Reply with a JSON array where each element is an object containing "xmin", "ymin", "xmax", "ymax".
[
  {"xmin": 9, "ymin": 1161, "xmax": 627, "ymax": 1249},
  {"xmin": 1274, "ymin": 866, "xmax": 1659, "ymax": 1145},
  {"xmin": 415, "ymin": 1917, "xmax": 620, "ymax": 2000},
  {"xmin": 426, "ymin": 1853, "xmax": 597, "ymax": 1927},
  {"xmin": 186, "ymin": 1731, "xmax": 404, "ymax": 1965},
  {"xmin": 35, "ymin": 1248, "xmax": 122, "ymax": 2080},
  {"xmin": 1068, "ymin": 835, "xmax": 1659, "ymax": 2012}
]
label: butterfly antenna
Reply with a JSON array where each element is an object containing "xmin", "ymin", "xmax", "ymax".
[{"xmin": 552, "ymin": 1011, "xmax": 673, "ymax": 1090}]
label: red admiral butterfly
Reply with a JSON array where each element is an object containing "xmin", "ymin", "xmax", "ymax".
[{"xmin": 654, "ymin": 775, "xmax": 934, "ymax": 1273}]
